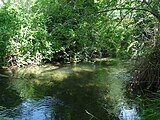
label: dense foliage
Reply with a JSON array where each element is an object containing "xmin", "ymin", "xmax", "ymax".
[
  {"xmin": 128, "ymin": 0, "xmax": 160, "ymax": 93},
  {"xmin": 1, "ymin": 0, "xmax": 160, "ymax": 119},
  {"xmin": 0, "ymin": 0, "xmax": 139, "ymax": 66}
]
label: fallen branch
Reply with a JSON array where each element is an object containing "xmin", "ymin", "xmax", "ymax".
[{"xmin": 0, "ymin": 73, "xmax": 9, "ymax": 78}]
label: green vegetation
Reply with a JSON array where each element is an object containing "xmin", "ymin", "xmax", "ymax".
[
  {"xmin": 0, "ymin": 0, "xmax": 138, "ymax": 66},
  {"xmin": 0, "ymin": 1, "xmax": 159, "ymax": 65},
  {"xmin": 136, "ymin": 93, "xmax": 160, "ymax": 120},
  {"xmin": 1, "ymin": 0, "xmax": 160, "ymax": 119}
]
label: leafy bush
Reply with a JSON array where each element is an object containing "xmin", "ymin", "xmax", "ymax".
[
  {"xmin": 6, "ymin": 1, "xmax": 51, "ymax": 66},
  {"xmin": 0, "ymin": 5, "xmax": 18, "ymax": 66},
  {"xmin": 0, "ymin": 0, "xmax": 138, "ymax": 66}
]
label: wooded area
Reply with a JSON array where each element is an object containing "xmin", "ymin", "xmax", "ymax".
[
  {"xmin": 0, "ymin": 0, "xmax": 158, "ymax": 65},
  {"xmin": 0, "ymin": 0, "xmax": 160, "ymax": 119}
]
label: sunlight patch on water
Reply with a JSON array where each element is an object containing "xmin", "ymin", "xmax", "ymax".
[
  {"xmin": 72, "ymin": 66, "xmax": 95, "ymax": 72},
  {"xmin": 118, "ymin": 103, "xmax": 140, "ymax": 120},
  {"xmin": 0, "ymin": 96, "xmax": 64, "ymax": 120}
]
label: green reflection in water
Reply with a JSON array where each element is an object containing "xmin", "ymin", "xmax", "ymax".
[
  {"xmin": 3, "ymin": 60, "xmax": 129, "ymax": 120},
  {"xmin": 0, "ymin": 77, "xmax": 22, "ymax": 108}
]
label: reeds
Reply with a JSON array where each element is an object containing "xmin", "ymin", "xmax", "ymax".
[{"xmin": 129, "ymin": 46, "xmax": 160, "ymax": 94}]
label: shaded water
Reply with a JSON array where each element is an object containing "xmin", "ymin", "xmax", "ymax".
[{"xmin": 0, "ymin": 60, "xmax": 138, "ymax": 120}]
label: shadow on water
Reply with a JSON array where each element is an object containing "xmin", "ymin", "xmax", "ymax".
[
  {"xmin": 0, "ymin": 60, "xmax": 129, "ymax": 120},
  {"xmin": 47, "ymin": 69, "xmax": 114, "ymax": 120}
]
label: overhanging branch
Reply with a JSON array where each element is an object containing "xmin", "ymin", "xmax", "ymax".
[{"xmin": 96, "ymin": 7, "xmax": 160, "ymax": 22}]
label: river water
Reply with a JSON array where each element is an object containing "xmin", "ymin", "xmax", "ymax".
[{"xmin": 0, "ymin": 60, "xmax": 139, "ymax": 120}]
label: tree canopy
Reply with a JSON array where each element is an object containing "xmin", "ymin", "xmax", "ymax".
[{"xmin": 0, "ymin": 0, "xmax": 159, "ymax": 66}]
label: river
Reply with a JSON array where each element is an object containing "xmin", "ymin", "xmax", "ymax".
[{"xmin": 0, "ymin": 59, "xmax": 139, "ymax": 120}]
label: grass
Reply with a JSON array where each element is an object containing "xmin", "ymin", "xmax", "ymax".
[{"xmin": 136, "ymin": 92, "xmax": 160, "ymax": 120}]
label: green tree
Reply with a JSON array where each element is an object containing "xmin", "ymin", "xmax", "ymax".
[
  {"xmin": 0, "ymin": 5, "xmax": 18, "ymax": 66},
  {"xmin": 1, "ymin": 0, "xmax": 159, "ymax": 67}
]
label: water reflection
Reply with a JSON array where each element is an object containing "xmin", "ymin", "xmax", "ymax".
[
  {"xmin": 0, "ymin": 60, "xmax": 130, "ymax": 120},
  {"xmin": 0, "ymin": 96, "xmax": 65, "ymax": 120},
  {"xmin": 0, "ymin": 77, "xmax": 22, "ymax": 108}
]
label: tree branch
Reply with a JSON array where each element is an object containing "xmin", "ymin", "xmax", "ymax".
[{"xmin": 96, "ymin": 7, "xmax": 160, "ymax": 22}]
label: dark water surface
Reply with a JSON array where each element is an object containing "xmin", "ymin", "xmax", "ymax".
[{"xmin": 0, "ymin": 60, "xmax": 132, "ymax": 120}]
